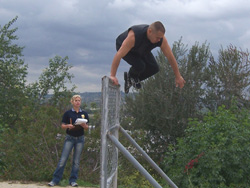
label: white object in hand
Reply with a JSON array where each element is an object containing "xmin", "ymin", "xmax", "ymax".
[{"xmin": 74, "ymin": 118, "xmax": 88, "ymax": 125}]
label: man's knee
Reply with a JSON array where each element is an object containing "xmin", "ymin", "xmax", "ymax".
[
  {"xmin": 129, "ymin": 63, "xmax": 146, "ymax": 77},
  {"xmin": 149, "ymin": 63, "xmax": 159, "ymax": 76},
  {"xmin": 153, "ymin": 64, "xmax": 159, "ymax": 74}
]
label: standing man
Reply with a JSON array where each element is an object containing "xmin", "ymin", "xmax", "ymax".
[
  {"xmin": 48, "ymin": 95, "xmax": 89, "ymax": 187},
  {"xmin": 110, "ymin": 21, "xmax": 185, "ymax": 93}
]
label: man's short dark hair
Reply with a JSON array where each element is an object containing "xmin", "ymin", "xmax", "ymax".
[{"xmin": 150, "ymin": 21, "xmax": 165, "ymax": 33}]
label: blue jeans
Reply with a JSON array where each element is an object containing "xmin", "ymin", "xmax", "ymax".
[{"xmin": 52, "ymin": 134, "xmax": 85, "ymax": 184}]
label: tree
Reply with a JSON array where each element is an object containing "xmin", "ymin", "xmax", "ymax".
[
  {"xmin": 0, "ymin": 16, "xmax": 28, "ymax": 177},
  {"xmin": 27, "ymin": 55, "xmax": 75, "ymax": 104},
  {"xmin": 0, "ymin": 16, "xmax": 28, "ymax": 129},
  {"xmin": 0, "ymin": 56, "xmax": 78, "ymax": 181},
  {"xmin": 205, "ymin": 45, "xmax": 250, "ymax": 109}
]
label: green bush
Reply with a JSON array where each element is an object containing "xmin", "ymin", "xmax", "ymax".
[
  {"xmin": 0, "ymin": 105, "xmax": 62, "ymax": 180},
  {"xmin": 162, "ymin": 104, "xmax": 250, "ymax": 187},
  {"xmin": 118, "ymin": 170, "xmax": 155, "ymax": 188}
]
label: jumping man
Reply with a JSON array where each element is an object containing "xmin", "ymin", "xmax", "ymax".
[{"xmin": 110, "ymin": 21, "xmax": 185, "ymax": 93}]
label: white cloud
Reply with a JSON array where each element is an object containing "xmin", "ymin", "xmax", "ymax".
[
  {"xmin": 239, "ymin": 30, "xmax": 250, "ymax": 49},
  {"xmin": 69, "ymin": 65, "xmax": 105, "ymax": 92},
  {"xmin": 76, "ymin": 48, "xmax": 92, "ymax": 59},
  {"xmin": 107, "ymin": 0, "xmax": 135, "ymax": 10},
  {"xmin": 75, "ymin": 83, "xmax": 101, "ymax": 93},
  {"xmin": 140, "ymin": 0, "xmax": 250, "ymax": 21},
  {"xmin": 70, "ymin": 65, "xmax": 101, "ymax": 79}
]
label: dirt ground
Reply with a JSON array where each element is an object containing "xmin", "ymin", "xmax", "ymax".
[{"xmin": 0, "ymin": 181, "xmax": 94, "ymax": 188}]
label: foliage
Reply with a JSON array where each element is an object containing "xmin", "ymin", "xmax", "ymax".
[
  {"xmin": 27, "ymin": 55, "xmax": 76, "ymax": 107},
  {"xmin": 39, "ymin": 56, "xmax": 75, "ymax": 101},
  {"xmin": 0, "ymin": 124, "xmax": 9, "ymax": 175},
  {"xmin": 0, "ymin": 16, "xmax": 28, "ymax": 129},
  {"xmin": 0, "ymin": 16, "xmax": 28, "ymax": 175},
  {"xmin": 1, "ymin": 105, "xmax": 61, "ymax": 180},
  {"xmin": 118, "ymin": 170, "xmax": 155, "ymax": 188},
  {"xmin": 163, "ymin": 104, "xmax": 250, "ymax": 187},
  {"xmin": 88, "ymin": 102, "xmax": 101, "ymax": 127},
  {"xmin": 78, "ymin": 126, "xmax": 101, "ymax": 184},
  {"xmin": 205, "ymin": 45, "xmax": 250, "ymax": 109}
]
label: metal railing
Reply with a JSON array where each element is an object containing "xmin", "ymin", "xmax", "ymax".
[{"xmin": 107, "ymin": 125, "xmax": 178, "ymax": 188}]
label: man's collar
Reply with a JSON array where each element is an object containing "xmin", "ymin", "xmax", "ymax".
[{"xmin": 72, "ymin": 108, "xmax": 82, "ymax": 112}]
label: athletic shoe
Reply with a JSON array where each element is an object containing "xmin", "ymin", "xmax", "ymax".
[
  {"xmin": 124, "ymin": 72, "xmax": 132, "ymax": 94},
  {"xmin": 130, "ymin": 77, "xmax": 141, "ymax": 89},
  {"xmin": 70, "ymin": 182, "xmax": 78, "ymax": 187},
  {"xmin": 48, "ymin": 181, "xmax": 56, "ymax": 187}
]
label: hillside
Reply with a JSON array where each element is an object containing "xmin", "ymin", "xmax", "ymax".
[
  {"xmin": 79, "ymin": 91, "xmax": 126, "ymax": 107},
  {"xmin": 80, "ymin": 92, "xmax": 102, "ymax": 107}
]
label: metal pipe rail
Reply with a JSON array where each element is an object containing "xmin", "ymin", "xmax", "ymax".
[
  {"xmin": 107, "ymin": 133, "xmax": 162, "ymax": 188},
  {"xmin": 119, "ymin": 127, "xmax": 178, "ymax": 188}
]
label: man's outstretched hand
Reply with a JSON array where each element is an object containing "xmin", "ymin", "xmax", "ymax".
[
  {"xmin": 175, "ymin": 76, "xmax": 186, "ymax": 89},
  {"xmin": 110, "ymin": 76, "xmax": 119, "ymax": 85}
]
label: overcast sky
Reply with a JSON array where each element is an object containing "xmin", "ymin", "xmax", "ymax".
[{"xmin": 1, "ymin": 0, "xmax": 250, "ymax": 93}]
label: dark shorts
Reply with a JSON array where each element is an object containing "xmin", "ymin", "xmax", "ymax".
[
  {"xmin": 123, "ymin": 52, "xmax": 159, "ymax": 81},
  {"xmin": 117, "ymin": 44, "xmax": 159, "ymax": 81}
]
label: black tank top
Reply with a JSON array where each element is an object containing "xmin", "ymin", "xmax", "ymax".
[{"xmin": 116, "ymin": 24, "xmax": 163, "ymax": 56}]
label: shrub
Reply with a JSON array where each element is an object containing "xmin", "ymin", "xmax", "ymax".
[{"xmin": 163, "ymin": 104, "xmax": 250, "ymax": 187}]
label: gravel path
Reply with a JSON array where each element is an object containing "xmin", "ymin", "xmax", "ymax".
[{"xmin": 0, "ymin": 181, "xmax": 94, "ymax": 188}]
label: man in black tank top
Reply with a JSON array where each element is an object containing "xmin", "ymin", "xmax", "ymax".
[{"xmin": 110, "ymin": 21, "xmax": 186, "ymax": 94}]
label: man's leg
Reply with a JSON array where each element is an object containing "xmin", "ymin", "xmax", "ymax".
[
  {"xmin": 123, "ymin": 72, "xmax": 131, "ymax": 94},
  {"xmin": 69, "ymin": 136, "xmax": 85, "ymax": 185},
  {"xmin": 139, "ymin": 53, "xmax": 159, "ymax": 81},
  {"xmin": 123, "ymin": 52, "xmax": 145, "ymax": 92},
  {"xmin": 51, "ymin": 135, "xmax": 74, "ymax": 184}
]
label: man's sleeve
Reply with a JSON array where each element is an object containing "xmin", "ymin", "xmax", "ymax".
[{"xmin": 62, "ymin": 111, "xmax": 69, "ymax": 124}]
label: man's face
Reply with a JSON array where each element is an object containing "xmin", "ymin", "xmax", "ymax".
[
  {"xmin": 72, "ymin": 97, "xmax": 81, "ymax": 107},
  {"xmin": 148, "ymin": 29, "xmax": 164, "ymax": 43}
]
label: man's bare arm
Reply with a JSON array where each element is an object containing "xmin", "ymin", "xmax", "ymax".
[
  {"xmin": 161, "ymin": 36, "xmax": 186, "ymax": 88},
  {"xmin": 110, "ymin": 30, "xmax": 135, "ymax": 85}
]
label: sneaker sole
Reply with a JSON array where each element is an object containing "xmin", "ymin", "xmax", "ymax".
[
  {"xmin": 124, "ymin": 72, "xmax": 129, "ymax": 94},
  {"xmin": 130, "ymin": 77, "xmax": 141, "ymax": 89}
]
